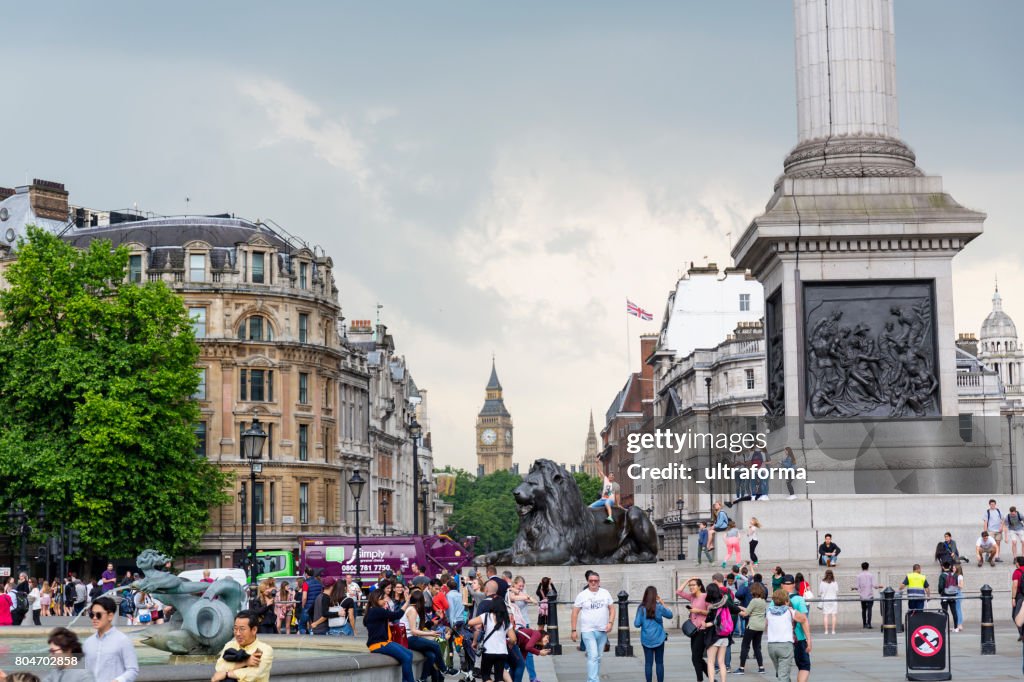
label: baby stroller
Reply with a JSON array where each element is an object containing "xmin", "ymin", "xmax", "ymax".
[{"xmin": 440, "ymin": 621, "xmax": 477, "ymax": 681}]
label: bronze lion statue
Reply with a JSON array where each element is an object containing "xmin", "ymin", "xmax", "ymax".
[{"xmin": 483, "ymin": 459, "xmax": 658, "ymax": 565}]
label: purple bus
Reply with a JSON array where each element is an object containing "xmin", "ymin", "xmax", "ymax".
[{"xmin": 299, "ymin": 534, "xmax": 476, "ymax": 586}]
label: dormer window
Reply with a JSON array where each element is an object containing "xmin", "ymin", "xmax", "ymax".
[
  {"xmin": 238, "ymin": 315, "xmax": 274, "ymax": 342},
  {"xmin": 129, "ymin": 255, "xmax": 143, "ymax": 283},
  {"xmin": 190, "ymin": 254, "xmax": 206, "ymax": 283},
  {"xmin": 252, "ymin": 252, "xmax": 265, "ymax": 284},
  {"xmin": 299, "ymin": 262, "xmax": 308, "ymax": 290}
]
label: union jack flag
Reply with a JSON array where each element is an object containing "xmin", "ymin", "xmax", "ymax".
[{"xmin": 627, "ymin": 300, "xmax": 653, "ymax": 321}]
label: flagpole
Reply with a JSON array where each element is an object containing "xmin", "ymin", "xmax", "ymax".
[{"xmin": 625, "ymin": 299, "xmax": 632, "ymax": 374}]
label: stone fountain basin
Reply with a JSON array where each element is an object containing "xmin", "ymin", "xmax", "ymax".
[{"xmin": 0, "ymin": 627, "xmax": 410, "ymax": 682}]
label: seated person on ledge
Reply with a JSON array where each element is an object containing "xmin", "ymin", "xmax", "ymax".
[
  {"xmin": 977, "ymin": 531, "xmax": 999, "ymax": 567},
  {"xmin": 589, "ymin": 467, "xmax": 620, "ymax": 523},
  {"xmin": 818, "ymin": 534, "xmax": 841, "ymax": 566},
  {"xmin": 935, "ymin": 532, "xmax": 969, "ymax": 564}
]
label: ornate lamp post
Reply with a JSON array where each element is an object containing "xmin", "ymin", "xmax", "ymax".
[
  {"xmin": 237, "ymin": 488, "xmax": 247, "ymax": 571},
  {"xmin": 675, "ymin": 498, "xmax": 686, "ymax": 561},
  {"xmin": 408, "ymin": 417, "xmax": 423, "ymax": 534},
  {"xmin": 705, "ymin": 376, "xmax": 713, "ymax": 515},
  {"xmin": 347, "ymin": 469, "xmax": 366, "ymax": 590},
  {"xmin": 380, "ymin": 497, "xmax": 389, "ymax": 537},
  {"xmin": 240, "ymin": 415, "xmax": 267, "ymax": 591},
  {"xmin": 419, "ymin": 477, "xmax": 430, "ymax": 535}
]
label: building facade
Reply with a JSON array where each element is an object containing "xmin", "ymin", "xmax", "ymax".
[
  {"xmin": 598, "ymin": 335, "xmax": 657, "ymax": 509},
  {"xmin": 0, "ymin": 180, "xmax": 440, "ymax": 569},
  {"xmin": 476, "ymin": 361, "xmax": 513, "ymax": 475}
]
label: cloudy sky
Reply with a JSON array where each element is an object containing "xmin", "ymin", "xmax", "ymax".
[{"xmin": 2, "ymin": 1, "xmax": 1021, "ymax": 472}]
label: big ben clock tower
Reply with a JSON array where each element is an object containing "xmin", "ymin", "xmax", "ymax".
[{"xmin": 476, "ymin": 359, "xmax": 513, "ymax": 475}]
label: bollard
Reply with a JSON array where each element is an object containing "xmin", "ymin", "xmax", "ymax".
[
  {"xmin": 546, "ymin": 585, "xmax": 562, "ymax": 655},
  {"xmin": 614, "ymin": 590, "xmax": 633, "ymax": 657},
  {"xmin": 980, "ymin": 584, "xmax": 995, "ymax": 655},
  {"xmin": 882, "ymin": 587, "xmax": 897, "ymax": 657}
]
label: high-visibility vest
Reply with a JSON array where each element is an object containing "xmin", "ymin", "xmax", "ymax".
[{"xmin": 904, "ymin": 572, "xmax": 927, "ymax": 601}]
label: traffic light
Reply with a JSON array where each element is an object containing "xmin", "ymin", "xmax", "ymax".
[
  {"xmin": 37, "ymin": 544, "xmax": 48, "ymax": 562},
  {"xmin": 67, "ymin": 529, "xmax": 81, "ymax": 556},
  {"xmin": 48, "ymin": 536, "xmax": 62, "ymax": 560}
]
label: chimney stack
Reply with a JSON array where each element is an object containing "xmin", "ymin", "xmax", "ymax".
[{"xmin": 28, "ymin": 179, "xmax": 69, "ymax": 222}]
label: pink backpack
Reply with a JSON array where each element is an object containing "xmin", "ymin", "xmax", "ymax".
[{"xmin": 715, "ymin": 607, "xmax": 734, "ymax": 636}]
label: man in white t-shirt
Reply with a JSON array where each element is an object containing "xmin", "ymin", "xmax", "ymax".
[
  {"xmin": 570, "ymin": 572, "xmax": 615, "ymax": 682},
  {"xmin": 977, "ymin": 531, "xmax": 999, "ymax": 567}
]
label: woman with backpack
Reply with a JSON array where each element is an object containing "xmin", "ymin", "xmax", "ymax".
[
  {"xmin": 939, "ymin": 561, "xmax": 961, "ymax": 631},
  {"xmin": 468, "ymin": 598, "xmax": 515, "ymax": 682},
  {"xmin": 633, "ymin": 586, "xmax": 673, "ymax": 682},
  {"xmin": 678, "ymin": 576, "xmax": 709, "ymax": 681},
  {"xmin": 701, "ymin": 583, "xmax": 734, "ymax": 682}
]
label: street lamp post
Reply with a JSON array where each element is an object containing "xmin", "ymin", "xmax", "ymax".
[
  {"xmin": 675, "ymin": 498, "xmax": 686, "ymax": 561},
  {"xmin": 237, "ymin": 488, "xmax": 247, "ymax": 571},
  {"xmin": 419, "ymin": 477, "xmax": 429, "ymax": 535},
  {"xmin": 407, "ymin": 417, "xmax": 423, "ymax": 532},
  {"xmin": 380, "ymin": 497, "xmax": 389, "ymax": 537},
  {"xmin": 240, "ymin": 415, "xmax": 268, "ymax": 592},
  {"xmin": 405, "ymin": 417, "xmax": 421, "ymax": 532},
  {"xmin": 704, "ymin": 376, "xmax": 713, "ymax": 516},
  {"xmin": 347, "ymin": 470, "xmax": 366, "ymax": 591}
]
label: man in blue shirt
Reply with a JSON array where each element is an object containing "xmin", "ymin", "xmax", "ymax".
[{"xmin": 83, "ymin": 596, "xmax": 139, "ymax": 682}]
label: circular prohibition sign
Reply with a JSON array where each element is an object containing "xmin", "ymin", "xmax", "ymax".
[{"xmin": 910, "ymin": 625, "xmax": 944, "ymax": 657}]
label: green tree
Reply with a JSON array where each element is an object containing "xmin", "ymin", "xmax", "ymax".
[
  {"xmin": 0, "ymin": 227, "xmax": 231, "ymax": 557},
  {"xmin": 573, "ymin": 471, "xmax": 602, "ymax": 504},
  {"xmin": 440, "ymin": 468, "xmax": 522, "ymax": 554}
]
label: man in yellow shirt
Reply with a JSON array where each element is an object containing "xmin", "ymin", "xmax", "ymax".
[{"xmin": 211, "ymin": 610, "xmax": 274, "ymax": 682}]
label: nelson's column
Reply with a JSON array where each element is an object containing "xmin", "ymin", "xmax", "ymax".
[{"xmin": 732, "ymin": 0, "xmax": 996, "ymax": 493}]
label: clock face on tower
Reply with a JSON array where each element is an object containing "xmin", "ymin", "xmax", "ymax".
[
  {"xmin": 481, "ymin": 428, "xmax": 497, "ymax": 445},
  {"xmin": 505, "ymin": 430, "xmax": 512, "ymax": 445}
]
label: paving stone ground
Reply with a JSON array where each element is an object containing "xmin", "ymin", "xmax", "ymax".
[{"xmin": 531, "ymin": 629, "xmax": 1024, "ymax": 682}]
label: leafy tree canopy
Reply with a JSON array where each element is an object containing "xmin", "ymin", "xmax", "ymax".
[
  {"xmin": 0, "ymin": 227, "xmax": 231, "ymax": 557},
  {"xmin": 573, "ymin": 471, "xmax": 602, "ymax": 504},
  {"xmin": 439, "ymin": 467, "xmax": 521, "ymax": 554}
]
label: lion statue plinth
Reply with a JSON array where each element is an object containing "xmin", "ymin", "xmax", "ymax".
[{"xmin": 482, "ymin": 459, "xmax": 659, "ymax": 565}]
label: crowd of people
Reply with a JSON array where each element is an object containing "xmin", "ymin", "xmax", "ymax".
[
  {"xmin": 363, "ymin": 564, "xmax": 553, "ymax": 682},
  {"xmin": 4, "ymin": 493, "xmax": 1024, "ymax": 681}
]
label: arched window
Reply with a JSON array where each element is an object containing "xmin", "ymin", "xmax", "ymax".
[{"xmin": 238, "ymin": 315, "xmax": 274, "ymax": 342}]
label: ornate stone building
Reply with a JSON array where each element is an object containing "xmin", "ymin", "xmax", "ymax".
[
  {"xmin": 475, "ymin": 360, "xmax": 513, "ymax": 475},
  {"xmin": 0, "ymin": 180, "xmax": 438, "ymax": 569}
]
